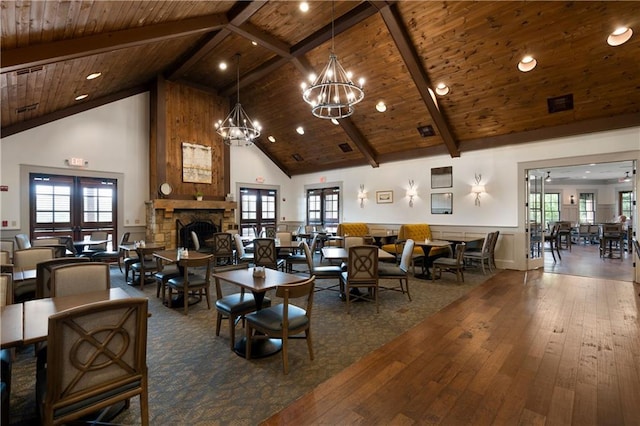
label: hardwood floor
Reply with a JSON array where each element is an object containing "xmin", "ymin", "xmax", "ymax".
[
  {"xmin": 263, "ymin": 270, "xmax": 640, "ymax": 425},
  {"xmin": 543, "ymin": 239, "xmax": 634, "ymax": 282}
]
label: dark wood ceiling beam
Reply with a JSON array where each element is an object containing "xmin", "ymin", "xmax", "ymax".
[
  {"xmin": 167, "ymin": 1, "xmax": 267, "ymax": 80},
  {"xmin": 290, "ymin": 3, "xmax": 379, "ymax": 57},
  {"xmin": 376, "ymin": 3, "xmax": 460, "ymax": 158},
  {"xmin": 228, "ymin": 22, "xmax": 292, "ymax": 59},
  {"xmin": 253, "ymin": 142, "xmax": 292, "ymax": 178},
  {"xmin": 1, "ymin": 84, "xmax": 149, "ymax": 138},
  {"xmin": 340, "ymin": 118, "xmax": 379, "ymax": 168},
  {"xmin": 0, "ymin": 14, "xmax": 228, "ymax": 74}
]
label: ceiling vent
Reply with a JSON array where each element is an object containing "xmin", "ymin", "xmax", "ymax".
[
  {"xmin": 417, "ymin": 125, "xmax": 435, "ymax": 137},
  {"xmin": 547, "ymin": 94, "xmax": 574, "ymax": 113},
  {"xmin": 292, "ymin": 153, "xmax": 304, "ymax": 162},
  {"xmin": 15, "ymin": 66, "xmax": 44, "ymax": 76},
  {"xmin": 16, "ymin": 103, "xmax": 38, "ymax": 113},
  {"xmin": 338, "ymin": 143, "xmax": 353, "ymax": 153}
]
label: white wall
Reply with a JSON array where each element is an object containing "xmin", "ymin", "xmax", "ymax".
[{"xmin": 1, "ymin": 94, "xmax": 150, "ymax": 234}]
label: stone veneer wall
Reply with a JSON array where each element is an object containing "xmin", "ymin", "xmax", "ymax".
[{"xmin": 145, "ymin": 201, "xmax": 236, "ymax": 249}]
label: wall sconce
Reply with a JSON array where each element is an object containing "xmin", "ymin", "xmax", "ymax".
[
  {"xmin": 570, "ymin": 194, "xmax": 575, "ymax": 205},
  {"xmin": 358, "ymin": 184, "xmax": 367, "ymax": 208},
  {"xmin": 407, "ymin": 179, "xmax": 417, "ymax": 207},
  {"xmin": 471, "ymin": 173, "xmax": 486, "ymax": 206}
]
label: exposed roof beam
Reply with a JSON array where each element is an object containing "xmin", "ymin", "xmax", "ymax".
[
  {"xmin": 375, "ymin": 3, "xmax": 460, "ymax": 158},
  {"xmin": 167, "ymin": 1, "xmax": 267, "ymax": 80},
  {"xmin": 0, "ymin": 14, "xmax": 228, "ymax": 74},
  {"xmin": 339, "ymin": 118, "xmax": 379, "ymax": 168},
  {"xmin": 1, "ymin": 84, "xmax": 149, "ymax": 138},
  {"xmin": 228, "ymin": 22, "xmax": 293, "ymax": 59}
]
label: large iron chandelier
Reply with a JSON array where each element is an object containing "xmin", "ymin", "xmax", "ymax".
[
  {"xmin": 215, "ymin": 54, "xmax": 261, "ymax": 146},
  {"xmin": 301, "ymin": 2, "xmax": 365, "ymax": 120}
]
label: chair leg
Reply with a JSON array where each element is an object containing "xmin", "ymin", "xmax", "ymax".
[
  {"xmin": 306, "ymin": 329, "xmax": 314, "ymax": 361},
  {"xmin": 245, "ymin": 326, "xmax": 253, "ymax": 360},
  {"xmin": 216, "ymin": 313, "xmax": 223, "ymax": 336},
  {"xmin": 282, "ymin": 335, "xmax": 289, "ymax": 374}
]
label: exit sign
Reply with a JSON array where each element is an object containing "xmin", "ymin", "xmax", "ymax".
[{"xmin": 68, "ymin": 157, "xmax": 85, "ymax": 167}]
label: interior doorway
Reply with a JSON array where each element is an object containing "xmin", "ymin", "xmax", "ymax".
[{"xmin": 528, "ymin": 160, "xmax": 636, "ymax": 281}]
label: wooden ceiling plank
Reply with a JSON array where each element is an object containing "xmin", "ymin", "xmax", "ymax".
[
  {"xmin": 167, "ymin": 1, "xmax": 267, "ymax": 80},
  {"xmin": 1, "ymin": 13, "xmax": 228, "ymax": 74},
  {"xmin": 377, "ymin": 3, "xmax": 460, "ymax": 158},
  {"xmin": 221, "ymin": 55, "xmax": 289, "ymax": 97},
  {"xmin": 339, "ymin": 118, "xmax": 379, "ymax": 168}
]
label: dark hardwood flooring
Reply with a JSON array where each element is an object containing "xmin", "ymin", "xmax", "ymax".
[{"xmin": 264, "ymin": 249, "xmax": 640, "ymax": 425}]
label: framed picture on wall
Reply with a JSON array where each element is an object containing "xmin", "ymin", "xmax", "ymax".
[
  {"xmin": 431, "ymin": 166, "xmax": 452, "ymax": 189},
  {"xmin": 376, "ymin": 190, "xmax": 394, "ymax": 204},
  {"xmin": 182, "ymin": 142, "xmax": 212, "ymax": 183}
]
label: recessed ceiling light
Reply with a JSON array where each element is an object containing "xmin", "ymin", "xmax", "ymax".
[
  {"xmin": 585, "ymin": 170, "xmax": 591, "ymax": 173},
  {"xmin": 300, "ymin": 2, "xmax": 309, "ymax": 12},
  {"xmin": 219, "ymin": 62, "xmax": 227, "ymax": 71},
  {"xmin": 435, "ymin": 83, "xmax": 450, "ymax": 96},
  {"xmin": 86, "ymin": 72, "xmax": 101, "ymax": 80},
  {"xmin": 296, "ymin": 126, "xmax": 304, "ymax": 135},
  {"xmin": 607, "ymin": 26, "xmax": 633, "ymax": 46},
  {"xmin": 518, "ymin": 55, "xmax": 537, "ymax": 72},
  {"xmin": 268, "ymin": 136, "xmax": 276, "ymax": 143},
  {"xmin": 331, "ymin": 118, "xmax": 339, "ymax": 125},
  {"xmin": 375, "ymin": 101, "xmax": 387, "ymax": 112},
  {"xmin": 75, "ymin": 94, "xmax": 88, "ymax": 101},
  {"xmin": 251, "ymin": 41, "xmax": 258, "ymax": 46}
]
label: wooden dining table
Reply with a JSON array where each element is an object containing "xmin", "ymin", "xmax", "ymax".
[
  {"xmin": 1, "ymin": 287, "xmax": 131, "ymax": 349},
  {"xmin": 211, "ymin": 267, "xmax": 307, "ymax": 358},
  {"xmin": 321, "ymin": 247, "xmax": 395, "ymax": 261},
  {"xmin": 413, "ymin": 240, "xmax": 452, "ymax": 279}
]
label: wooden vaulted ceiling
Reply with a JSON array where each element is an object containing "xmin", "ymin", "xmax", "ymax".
[{"xmin": 2, "ymin": 1, "xmax": 639, "ymax": 176}]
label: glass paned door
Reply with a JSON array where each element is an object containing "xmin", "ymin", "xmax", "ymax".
[{"xmin": 239, "ymin": 188, "xmax": 277, "ymax": 238}]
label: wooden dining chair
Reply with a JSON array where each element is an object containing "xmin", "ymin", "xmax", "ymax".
[
  {"xmin": 49, "ymin": 262, "xmax": 111, "ymax": 297},
  {"xmin": 211, "ymin": 232, "xmax": 234, "ymax": 265},
  {"xmin": 131, "ymin": 245, "xmax": 164, "ymax": 290},
  {"xmin": 234, "ymin": 233, "xmax": 254, "ymax": 265},
  {"xmin": 37, "ymin": 297, "xmax": 149, "ymax": 426},
  {"xmin": 432, "ymin": 243, "xmax": 466, "ymax": 283},
  {"xmin": 378, "ymin": 238, "xmax": 414, "ymax": 301},
  {"xmin": 166, "ymin": 254, "xmax": 212, "ymax": 315},
  {"xmin": 35, "ymin": 257, "xmax": 91, "ymax": 298},
  {"xmin": 245, "ymin": 276, "xmax": 315, "ymax": 374},
  {"xmin": 213, "ymin": 263, "xmax": 271, "ymax": 349},
  {"xmin": 13, "ymin": 247, "xmax": 55, "ymax": 302},
  {"xmin": 339, "ymin": 245, "xmax": 379, "ymax": 314},
  {"xmin": 253, "ymin": 238, "xmax": 285, "ymax": 271}
]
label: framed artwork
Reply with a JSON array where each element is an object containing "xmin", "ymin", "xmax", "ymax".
[
  {"xmin": 431, "ymin": 192, "xmax": 453, "ymax": 214},
  {"xmin": 431, "ymin": 166, "xmax": 452, "ymax": 189},
  {"xmin": 182, "ymin": 142, "xmax": 212, "ymax": 183},
  {"xmin": 376, "ymin": 190, "xmax": 394, "ymax": 204}
]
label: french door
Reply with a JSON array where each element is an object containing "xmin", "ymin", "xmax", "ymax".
[
  {"xmin": 239, "ymin": 187, "xmax": 277, "ymax": 237},
  {"xmin": 30, "ymin": 173, "xmax": 117, "ymax": 248},
  {"xmin": 306, "ymin": 187, "xmax": 340, "ymax": 231}
]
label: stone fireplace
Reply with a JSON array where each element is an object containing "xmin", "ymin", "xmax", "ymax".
[{"xmin": 145, "ymin": 199, "xmax": 237, "ymax": 249}]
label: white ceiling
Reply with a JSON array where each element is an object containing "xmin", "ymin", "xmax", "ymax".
[{"xmin": 532, "ymin": 160, "xmax": 635, "ymax": 183}]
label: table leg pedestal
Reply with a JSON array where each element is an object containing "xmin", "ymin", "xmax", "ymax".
[{"xmin": 234, "ymin": 337, "xmax": 282, "ymax": 358}]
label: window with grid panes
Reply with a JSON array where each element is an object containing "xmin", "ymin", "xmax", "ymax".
[
  {"xmin": 579, "ymin": 193, "xmax": 596, "ymax": 224},
  {"xmin": 544, "ymin": 193, "xmax": 561, "ymax": 226}
]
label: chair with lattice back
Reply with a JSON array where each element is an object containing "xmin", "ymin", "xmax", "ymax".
[
  {"xmin": 37, "ymin": 297, "xmax": 149, "ymax": 425},
  {"xmin": 339, "ymin": 245, "xmax": 379, "ymax": 314},
  {"xmin": 253, "ymin": 238, "xmax": 285, "ymax": 270}
]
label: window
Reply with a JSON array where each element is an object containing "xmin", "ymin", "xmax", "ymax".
[
  {"xmin": 239, "ymin": 188, "xmax": 277, "ymax": 237},
  {"xmin": 579, "ymin": 192, "xmax": 596, "ymax": 224},
  {"xmin": 306, "ymin": 187, "xmax": 340, "ymax": 231},
  {"xmin": 30, "ymin": 174, "xmax": 117, "ymax": 247},
  {"xmin": 619, "ymin": 191, "xmax": 633, "ymax": 220},
  {"xmin": 544, "ymin": 192, "xmax": 560, "ymax": 226}
]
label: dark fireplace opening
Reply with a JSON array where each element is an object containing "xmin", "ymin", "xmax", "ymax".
[{"xmin": 177, "ymin": 219, "xmax": 219, "ymax": 249}]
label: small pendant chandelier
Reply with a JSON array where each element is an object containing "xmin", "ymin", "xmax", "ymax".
[
  {"xmin": 301, "ymin": 2, "xmax": 365, "ymax": 120},
  {"xmin": 215, "ymin": 54, "xmax": 261, "ymax": 146}
]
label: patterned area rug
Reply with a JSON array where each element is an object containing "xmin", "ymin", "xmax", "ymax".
[{"xmin": 8, "ymin": 259, "xmax": 496, "ymax": 425}]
